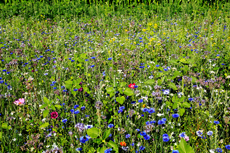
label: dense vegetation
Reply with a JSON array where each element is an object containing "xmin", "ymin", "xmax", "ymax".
[{"xmin": 0, "ymin": 0, "xmax": 230, "ymax": 152}]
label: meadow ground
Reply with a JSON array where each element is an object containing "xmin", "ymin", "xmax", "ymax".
[{"xmin": 0, "ymin": 1, "xmax": 230, "ymax": 153}]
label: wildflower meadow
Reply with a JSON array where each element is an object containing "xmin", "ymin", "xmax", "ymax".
[{"xmin": 0, "ymin": 0, "xmax": 230, "ymax": 152}]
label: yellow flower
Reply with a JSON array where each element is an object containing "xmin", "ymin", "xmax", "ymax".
[
  {"xmin": 125, "ymin": 39, "xmax": 128, "ymax": 41},
  {"xmin": 108, "ymin": 51, "xmax": 110, "ymax": 53},
  {"xmin": 134, "ymin": 42, "xmax": 136, "ymax": 44},
  {"xmin": 154, "ymin": 24, "xmax": 158, "ymax": 29},
  {"xmin": 163, "ymin": 32, "xmax": 166, "ymax": 35},
  {"xmin": 118, "ymin": 54, "xmax": 121, "ymax": 56},
  {"xmin": 142, "ymin": 104, "xmax": 146, "ymax": 108},
  {"xmin": 148, "ymin": 43, "xmax": 151, "ymax": 45},
  {"xmin": 142, "ymin": 29, "xmax": 146, "ymax": 32},
  {"xmin": 148, "ymin": 23, "xmax": 152, "ymax": 26},
  {"xmin": 112, "ymin": 38, "xmax": 115, "ymax": 41},
  {"xmin": 153, "ymin": 50, "xmax": 155, "ymax": 52},
  {"xmin": 157, "ymin": 43, "xmax": 161, "ymax": 46},
  {"xmin": 125, "ymin": 29, "xmax": 128, "ymax": 32},
  {"xmin": 109, "ymin": 40, "xmax": 113, "ymax": 43}
]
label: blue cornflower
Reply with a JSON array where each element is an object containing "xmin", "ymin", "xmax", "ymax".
[
  {"xmin": 85, "ymin": 59, "xmax": 89, "ymax": 61},
  {"xmin": 108, "ymin": 57, "xmax": 112, "ymax": 60},
  {"xmin": 131, "ymin": 101, "xmax": 136, "ymax": 104},
  {"xmin": 150, "ymin": 120, "xmax": 156, "ymax": 124},
  {"xmin": 63, "ymin": 89, "xmax": 67, "ymax": 92},
  {"xmin": 143, "ymin": 135, "xmax": 151, "ymax": 140},
  {"xmin": 119, "ymin": 106, "xmax": 125, "ymax": 110},
  {"xmin": 76, "ymin": 148, "xmax": 82, "ymax": 152},
  {"xmin": 91, "ymin": 57, "xmax": 96, "ymax": 59},
  {"xmin": 140, "ymin": 131, "xmax": 147, "ymax": 136},
  {"xmin": 138, "ymin": 99, "xmax": 143, "ymax": 103},
  {"xmin": 118, "ymin": 109, "xmax": 123, "ymax": 113},
  {"xmin": 156, "ymin": 65, "xmax": 160, "ymax": 67},
  {"xmin": 226, "ymin": 145, "xmax": 230, "ymax": 150},
  {"xmin": 142, "ymin": 108, "xmax": 148, "ymax": 112},
  {"xmin": 81, "ymin": 106, "xmax": 85, "ymax": 110},
  {"xmin": 74, "ymin": 105, "xmax": 79, "ymax": 109},
  {"xmin": 62, "ymin": 119, "xmax": 67, "ymax": 123},
  {"xmin": 85, "ymin": 125, "xmax": 93, "ymax": 129},
  {"xmin": 163, "ymin": 89, "xmax": 170, "ymax": 95},
  {"xmin": 172, "ymin": 150, "xmax": 179, "ymax": 153},
  {"xmin": 74, "ymin": 110, "xmax": 80, "ymax": 114},
  {"xmin": 196, "ymin": 130, "xmax": 203, "ymax": 137},
  {"xmin": 163, "ymin": 136, "xmax": 170, "ymax": 142},
  {"xmin": 146, "ymin": 121, "xmax": 150, "ymax": 125},
  {"xmin": 136, "ymin": 129, "xmax": 140, "ymax": 132},
  {"xmin": 216, "ymin": 148, "xmax": 222, "ymax": 153},
  {"xmin": 79, "ymin": 135, "xmax": 90, "ymax": 143},
  {"xmin": 207, "ymin": 131, "xmax": 213, "ymax": 136},
  {"xmin": 50, "ymin": 84, "xmax": 55, "ymax": 86},
  {"xmin": 91, "ymin": 65, "xmax": 95, "ymax": 68},
  {"xmin": 61, "ymin": 86, "xmax": 65, "ymax": 89},
  {"xmin": 73, "ymin": 89, "xmax": 78, "ymax": 91},
  {"xmin": 163, "ymin": 134, "xmax": 169, "ymax": 137},
  {"xmin": 70, "ymin": 109, "xmax": 74, "ymax": 113},
  {"xmin": 148, "ymin": 108, "xmax": 155, "ymax": 114},
  {"xmin": 162, "ymin": 118, "xmax": 167, "ymax": 122},
  {"xmin": 131, "ymin": 142, "xmax": 135, "ymax": 146},
  {"xmin": 134, "ymin": 85, "xmax": 138, "ymax": 88},
  {"xmin": 179, "ymin": 132, "xmax": 186, "ymax": 138},
  {"xmin": 3, "ymin": 69, "xmax": 6, "ymax": 72},
  {"xmin": 214, "ymin": 121, "xmax": 220, "ymax": 124},
  {"xmin": 158, "ymin": 120, "xmax": 165, "ymax": 125},
  {"xmin": 126, "ymin": 134, "xmax": 131, "ymax": 138},
  {"xmin": 108, "ymin": 124, "xmax": 114, "ymax": 128},
  {"xmin": 139, "ymin": 146, "xmax": 145, "ymax": 151},
  {"xmin": 172, "ymin": 113, "xmax": 180, "ymax": 118},
  {"xmin": 104, "ymin": 148, "xmax": 112, "ymax": 153},
  {"xmin": 188, "ymin": 98, "xmax": 193, "ymax": 101}
]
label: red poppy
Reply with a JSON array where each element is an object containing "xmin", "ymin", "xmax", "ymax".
[
  {"xmin": 50, "ymin": 111, "xmax": 58, "ymax": 119},
  {"xmin": 120, "ymin": 141, "xmax": 127, "ymax": 147},
  {"xmin": 128, "ymin": 83, "xmax": 135, "ymax": 89}
]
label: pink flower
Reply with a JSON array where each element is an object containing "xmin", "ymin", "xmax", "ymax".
[
  {"xmin": 184, "ymin": 136, "xmax": 189, "ymax": 141},
  {"xmin": 13, "ymin": 98, "xmax": 25, "ymax": 105},
  {"xmin": 50, "ymin": 111, "xmax": 58, "ymax": 119}
]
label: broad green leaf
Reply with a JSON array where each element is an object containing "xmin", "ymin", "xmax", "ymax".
[
  {"xmin": 173, "ymin": 71, "xmax": 181, "ymax": 79},
  {"xmin": 93, "ymin": 138, "xmax": 102, "ymax": 144},
  {"xmin": 0, "ymin": 132, "xmax": 2, "ymax": 140},
  {"xmin": 55, "ymin": 105, "xmax": 62, "ymax": 109},
  {"xmin": 172, "ymin": 95, "xmax": 178, "ymax": 103},
  {"xmin": 107, "ymin": 140, "xmax": 118, "ymax": 153},
  {"xmin": 168, "ymin": 82, "xmax": 177, "ymax": 90},
  {"xmin": 177, "ymin": 138, "xmax": 195, "ymax": 153},
  {"xmin": 65, "ymin": 80, "xmax": 73, "ymax": 89},
  {"xmin": 120, "ymin": 82, "xmax": 127, "ymax": 87},
  {"xmin": 43, "ymin": 110, "xmax": 49, "ymax": 118},
  {"xmin": 123, "ymin": 88, "xmax": 134, "ymax": 96},
  {"xmin": 182, "ymin": 102, "xmax": 191, "ymax": 108},
  {"xmin": 191, "ymin": 76, "xmax": 197, "ymax": 84},
  {"xmin": 173, "ymin": 102, "xmax": 179, "ymax": 109},
  {"xmin": 144, "ymin": 79, "xmax": 155, "ymax": 85},
  {"xmin": 166, "ymin": 101, "xmax": 172, "ymax": 107},
  {"xmin": 2, "ymin": 123, "xmax": 8, "ymax": 129},
  {"xmin": 99, "ymin": 146, "xmax": 107, "ymax": 153},
  {"xmin": 87, "ymin": 127, "xmax": 100, "ymax": 138},
  {"xmin": 179, "ymin": 108, "xmax": 186, "ymax": 116},
  {"xmin": 43, "ymin": 96, "xmax": 50, "ymax": 104},
  {"xmin": 107, "ymin": 87, "xmax": 115, "ymax": 94},
  {"xmin": 40, "ymin": 103, "xmax": 48, "ymax": 109},
  {"xmin": 102, "ymin": 129, "xmax": 111, "ymax": 140},
  {"xmin": 88, "ymin": 147, "xmax": 96, "ymax": 153},
  {"xmin": 116, "ymin": 96, "xmax": 125, "ymax": 104},
  {"xmin": 39, "ymin": 122, "xmax": 49, "ymax": 129}
]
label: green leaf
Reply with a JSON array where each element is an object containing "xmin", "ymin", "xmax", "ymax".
[
  {"xmin": 107, "ymin": 87, "xmax": 115, "ymax": 96},
  {"xmin": 93, "ymin": 138, "xmax": 102, "ymax": 144},
  {"xmin": 39, "ymin": 122, "xmax": 49, "ymax": 129},
  {"xmin": 173, "ymin": 71, "xmax": 181, "ymax": 79},
  {"xmin": 191, "ymin": 76, "xmax": 197, "ymax": 84},
  {"xmin": 116, "ymin": 96, "xmax": 125, "ymax": 104},
  {"xmin": 182, "ymin": 102, "xmax": 191, "ymax": 108},
  {"xmin": 177, "ymin": 138, "xmax": 195, "ymax": 153},
  {"xmin": 107, "ymin": 140, "xmax": 118, "ymax": 153},
  {"xmin": 144, "ymin": 79, "xmax": 155, "ymax": 85},
  {"xmin": 179, "ymin": 108, "xmax": 185, "ymax": 116},
  {"xmin": 40, "ymin": 103, "xmax": 48, "ymax": 109},
  {"xmin": 88, "ymin": 147, "xmax": 95, "ymax": 153},
  {"xmin": 102, "ymin": 129, "xmax": 111, "ymax": 140},
  {"xmin": 87, "ymin": 127, "xmax": 100, "ymax": 138},
  {"xmin": 2, "ymin": 123, "xmax": 8, "ymax": 129},
  {"xmin": 123, "ymin": 88, "xmax": 134, "ymax": 96},
  {"xmin": 0, "ymin": 132, "xmax": 2, "ymax": 140},
  {"xmin": 99, "ymin": 146, "xmax": 107, "ymax": 153},
  {"xmin": 55, "ymin": 105, "xmax": 62, "ymax": 109},
  {"xmin": 65, "ymin": 80, "xmax": 73, "ymax": 89},
  {"xmin": 120, "ymin": 82, "xmax": 127, "ymax": 87},
  {"xmin": 43, "ymin": 109, "xmax": 49, "ymax": 118},
  {"xmin": 43, "ymin": 96, "xmax": 50, "ymax": 104},
  {"xmin": 168, "ymin": 82, "xmax": 177, "ymax": 90}
]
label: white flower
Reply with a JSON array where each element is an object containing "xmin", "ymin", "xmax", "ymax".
[
  {"xmin": 157, "ymin": 113, "xmax": 164, "ymax": 117},
  {"xmin": 12, "ymin": 138, "xmax": 16, "ymax": 141},
  {"xmin": 209, "ymin": 149, "xmax": 215, "ymax": 153}
]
